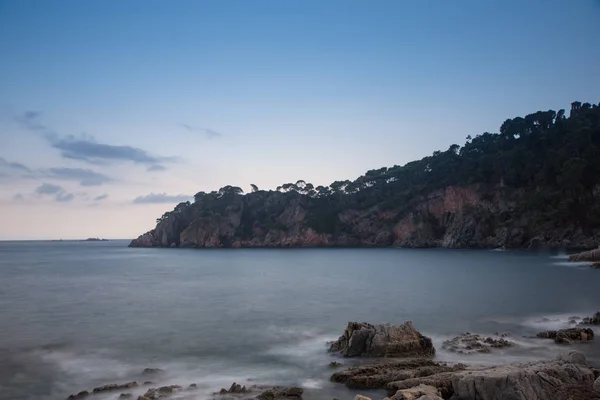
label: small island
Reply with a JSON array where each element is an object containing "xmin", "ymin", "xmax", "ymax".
[{"xmin": 84, "ymin": 238, "xmax": 109, "ymax": 242}]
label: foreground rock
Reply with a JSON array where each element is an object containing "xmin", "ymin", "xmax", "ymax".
[
  {"xmin": 331, "ymin": 351, "xmax": 595, "ymax": 400},
  {"xmin": 536, "ymin": 327, "xmax": 594, "ymax": 344},
  {"xmin": 441, "ymin": 333, "xmax": 513, "ymax": 355},
  {"xmin": 569, "ymin": 248, "xmax": 600, "ymax": 262},
  {"xmin": 257, "ymin": 386, "xmax": 303, "ymax": 400},
  {"xmin": 331, "ymin": 358, "xmax": 465, "ymax": 390},
  {"xmin": 329, "ymin": 321, "xmax": 435, "ymax": 357}
]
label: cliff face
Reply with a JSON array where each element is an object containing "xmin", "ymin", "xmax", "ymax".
[{"xmin": 129, "ymin": 184, "xmax": 600, "ymax": 249}]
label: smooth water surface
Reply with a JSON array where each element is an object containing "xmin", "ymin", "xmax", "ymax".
[{"xmin": 1, "ymin": 241, "xmax": 599, "ymax": 400}]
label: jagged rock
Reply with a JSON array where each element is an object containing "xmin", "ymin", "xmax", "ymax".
[
  {"xmin": 219, "ymin": 382, "xmax": 247, "ymax": 394},
  {"xmin": 594, "ymin": 376, "xmax": 600, "ymax": 392},
  {"xmin": 329, "ymin": 321, "xmax": 435, "ymax": 357},
  {"xmin": 580, "ymin": 312, "xmax": 600, "ymax": 325},
  {"xmin": 391, "ymin": 384, "xmax": 442, "ymax": 400},
  {"xmin": 66, "ymin": 391, "xmax": 89, "ymax": 399},
  {"xmin": 119, "ymin": 394, "xmax": 133, "ymax": 399},
  {"xmin": 331, "ymin": 359, "xmax": 465, "ymax": 389},
  {"xmin": 536, "ymin": 327, "xmax": 594, "ymax": 343},
  {"xmin": 142, "ymin": 368, "xmax": 165, "ymax": 376},
  {"xmin": 92, "ymin": 382, "xmax": 138, "ymax": 394},
  {"xmin": 569, "ymin": 248, "xmax": 600, "ymax": 262},
  {"xmin": 329, "ymin": 361, "xmax": 343, "ymax": 367},
  {"xmin": 450, "ymin": 353, "xmax": 595, "ymax": 400},
  {"xmin": 442, "ymin": 333, "xmax": 514, "ymax": 355}
]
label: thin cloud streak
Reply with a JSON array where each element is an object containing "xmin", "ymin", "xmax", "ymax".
[
  {"xmin": 133, "ymin": 193, "xmax": 191, "ymax": 204},
  {"xmin": 179, "ymin": 123, "xmax": 222, "ymax": 139}
]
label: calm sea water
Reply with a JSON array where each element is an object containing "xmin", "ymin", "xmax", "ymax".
[{"xmin": 1, "ymin": 241, "xmax": 600, "ymax": 400}]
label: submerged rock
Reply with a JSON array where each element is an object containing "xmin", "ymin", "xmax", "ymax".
[
  {"xmin": 536, "ymin": 327, "xmax": 594, "ymax": 343},
  {"xmin": 119, "ymin": 394, "xmax": 132, "ymax": 399},
  {"xmin": 442, "ymin": 333, "xmax": 514, "ymax": 355},
  {"xmin": 328, "ymin": 361, "xmax": 343, "ymax": 367},
  {"xmin": 257, "ymin": 386, "xmax": 303, "ymax": 400},
  {"xmin": 66, "ymin": 391, "xmax": 89, "ymax": 399},
  {"xmin": 92, "ymin": 381, "xmax": 138, "ymax": 394},
  {"xmin": 142, "ymin": 368, "xmax": 165, "ymax": 376},
  {"xmin": 329, "ymin": 321, "xmax": 435, "ymax": 357}
]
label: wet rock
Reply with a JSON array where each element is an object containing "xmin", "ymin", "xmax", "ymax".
[
  {"xmin": 329, "ymin": 321, "xmax": 435, "ymax": 357},
  {"xmin": 119, "ymin": 394, "xmax": 133, "ymax": 399},
  {"xmin": 141, "ymin": 385, "xmax": 183, "ymax": 399},
  {"xmin": 536, "ymin": 327, "xmax": 594, "ymax": 344},
  {"xmin": 66, "ymin": 391, "xmax": 89, "ymax": 399},
  {"xmin": 256, "ymin": 387, "xmax": 303, "ymax": 400},
  {"xmin": 142, "ymin": 368, "xmax": 165, "ymax": 376},
  {"xmin": 219, "ymin": 382, "xmax": 247, "ymax": 394},
  {"xmin": 580, "ymin": 312, "xmax": 600, "ymax": 325},
  {"xmin": 594, "ymin": 376, "xmax": 600, "ymax": 392},
  {"xmin": 558, "ymin": 350, "xmax": 589, "ymax": 366},
  {"xmin": 188, "ymin": 383, "xmax": 198, "ymax": 390},
  {"xmin": 353, "ymin": 395, "xmax": 372, "ymax": 400},
  {"xmin": 569, "ymin": 248, "xmax": 600, "ymax": 262},
  {"xmin": 442, "ymin": 333, "xmax": 514, "ymax": 355},
  {"xmin": 391, "ymin": 384, "xmax": 442, "ymax": 400},
  {"xmin": 450, "ymin": 354, "xmax": 595, "ymax": 400},
  {"xmin": 329, "ymin": 361, "xmax": 343, "ymax": 367},
  {"xmin": 143, "ymin": 381, "xmax": 154, "ymax": 386},
  {"xmin": 92, "ymin": 382, "xmax": 138, "ymax": 394},
  {"xmin": 331, "ymin": 359, "xmax": 465, "ymax": 390}
]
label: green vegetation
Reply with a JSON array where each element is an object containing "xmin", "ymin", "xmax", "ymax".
[{"xmin": 156, "ymin": 101, "xmax": 600, "ymax": 236}]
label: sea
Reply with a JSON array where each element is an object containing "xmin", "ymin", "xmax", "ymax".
[{"xmin": 1, "ymin": 240, "xmax": 600, "ymax": 400}]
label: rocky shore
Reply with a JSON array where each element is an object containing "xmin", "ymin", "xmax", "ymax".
[{"xmin": 64, "ymin": 317, "xmax": 600, "ymax": 400}]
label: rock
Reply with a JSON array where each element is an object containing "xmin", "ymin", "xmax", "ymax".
[
  {"xmin": 450, "ymin": 356, "xmax": 595, "ymax": 400},
  {"xmin": 329, "ymin": 321, "xmax": 435, "ymax": 357},
  {"xmin": 220, "ymin": 382, "xmax": 247, "ymax": 394},
  {"xmin": 119, "ymin": 394, "xmax": 133, "ymax": 399},
  {"xmin": 592, "ymin": 262, "xmax": 600, "ymax": 268},
  {"xmin": 569, "ymin": 248, "xmax": 600, "ymax": 262},
  {"xmin": 256, "ymin": 387, "xmax": 303, "ymax": 400},
  {"xmin": 580, "ymin": 312, "xmax": 600, "ymax": 325},
  {"xmin": 558, "ymin": 350, "xmax": 589, "ymax": 366},
  {"xmin": 188, "ymin": 383, "xmax": 198, "ymax": 390},
  {"xmin": 142, "ymin": 368, "xmax": 165, "ymax": 376},
  {"xmin": 143, "ymin": 381, "xmax": 154, "ymax": 385},
  {"xmin": 331, "ymin": 359, "xmax": 465, "ymax": 390},
  {"xmin": 391, "ymin": 384, "xmax": 442, "ymax": 400},
  {"xmin": 594, "ymin": 376, "xmax": 600, "ymax": 392},
  {"xmin": 66, "ymin": 391, "xmax": 89, "ymax": 399},
  {"xmin": 536, "ymin": 328, "xmax": 594, "ymax": 343},
  {"xmin": 329, "ymin": 361, "xmax": 343, "ymax": 367},
  {"xmin": 442, "ymin": 333, "xmax": 514, "ymax": 355},
  {"xmin": 92, "ymin": 382, "xmax": 138, "ymax": 394},
  {"xmin": 353, "ymin": 396, "xmax": 372, "ymax": 400}
]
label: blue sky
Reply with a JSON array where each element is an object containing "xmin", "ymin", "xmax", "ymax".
[{"xmin": 0, "ymin": 0, "xmax": 599, "ymax": 239}]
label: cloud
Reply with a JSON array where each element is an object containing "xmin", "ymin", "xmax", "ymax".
[
  {"xmin": 180, "ymin": 124, "xmax": 222, "ymax": 138},
  {"xmin": 15, "ymin": 111, "xmax": 177, "ymax": 168},
  {"xmin": 133, "ymin": 193, "xmax": 191, "ymax": 204},
  {"xmin": 47, "ymin": 135, "xmax": 177, "ymax": 166},
  {"xmin": 35, "ymin": 183, "xmax": 64, "ymax": 195},
  {"xmin": 0, "ymin": 157, "xmax": 31, "ymax": 173},
  {"xmin": 15, "ymin": 111, "xmax": 47, "ymax": 131},
  {"xmin": 147, "ymin": 164, "xmax": 166, "ymax": 172},
  {"xmin": 44, "ymin": 167, "xmax": 113, "ymax": 186},
  {"xmin": 34, "ymin": 183, "xmax": 75, "ymax": 203},
  {"xmin": 93, "ymin": 194, "xmax": 109, "ymax": 201},
  {"xmin": 56, "ymin": 192, "xmax": 75, "ymax": 202}
]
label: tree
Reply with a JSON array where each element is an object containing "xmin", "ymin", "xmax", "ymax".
[{"xmin": 250, "ymin": 184, "xmax": 259, "ymax": 193}]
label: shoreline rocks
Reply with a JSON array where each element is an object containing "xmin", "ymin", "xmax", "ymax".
[
  {"xmin": 329, "ymin": 321, "xmax": 435, "ymax": 358},
  {"xmin": 580, "ymin": 311, "xmax": 600, "ymax": 325},
  {"xmin": 441, "ymin": 333, "xmax": 514, "ymax": 355},
  {"xmin": 569, "ymin": 248, "xmax": 600, "ymax": 262},
  {"xmin": 536, "ymin": 327, "xmax": 594, "ymax": 344}
]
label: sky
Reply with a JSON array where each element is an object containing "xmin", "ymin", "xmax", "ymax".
[{"xmin": 0, "ymin": 0, "xmax": 599, "ymax": 240}]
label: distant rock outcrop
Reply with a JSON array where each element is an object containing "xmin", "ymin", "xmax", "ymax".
[
  {"xmin": 536, "ymin": 327, "xmax": 594, "ymax": 343},
  {"xmin": 328, "ymin": 321, "xmax": 435, "ymax": 358}
]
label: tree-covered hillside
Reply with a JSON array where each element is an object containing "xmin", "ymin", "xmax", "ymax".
[{"xmin": 135, "ymin": 101, "xmax": 600, "ymax": 249}]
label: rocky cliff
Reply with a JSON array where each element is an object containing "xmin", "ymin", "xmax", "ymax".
[
  {"xmin": 130, "ymin": 101, "xmax": 600, "ymax": 249},
  {"xmin": 129, "ymin": 183, "xmax": 600, "ymax": 249}
]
